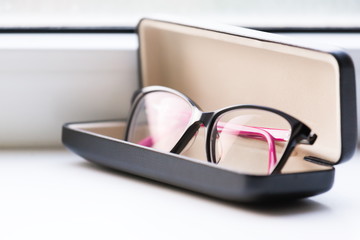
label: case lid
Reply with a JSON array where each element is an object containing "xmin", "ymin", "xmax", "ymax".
[{"xmin": 136, "ymin": 18, "xmax": 357, "ymax": 167}]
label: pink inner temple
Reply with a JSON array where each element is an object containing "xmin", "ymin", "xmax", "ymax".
[{"xmin": 137, "ymin": 122, "xmax": 290, "ymax": 174}]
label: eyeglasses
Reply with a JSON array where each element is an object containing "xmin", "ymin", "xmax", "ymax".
[{"xmin": 125, "ymin": 86, "xmax": 317, "ymax": 175}]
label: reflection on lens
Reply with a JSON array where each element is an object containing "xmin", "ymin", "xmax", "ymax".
[
  {"xmin": 127, "ymin": 91, "xmax": 194, "ymax": 152},
  {"xmin": 211, "ymin": 108, "xmax": 291, "ymax": 175}
]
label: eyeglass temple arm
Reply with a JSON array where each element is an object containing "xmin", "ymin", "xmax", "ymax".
[
  {"xmin": 216, "ymin": 122, "xmax": 289, "ymax": 142},
  {"xmin": 137, "ymin": 122, "xmax": 288, "ymax": 173},
  {"xmin": 137, "ymin": 124, "xmax": 288, "ymax": 146}
]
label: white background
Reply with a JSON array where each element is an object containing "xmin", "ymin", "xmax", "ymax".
[{"xmin": 0, "ymin": 0, "xmax": 359, "ymax": 27}]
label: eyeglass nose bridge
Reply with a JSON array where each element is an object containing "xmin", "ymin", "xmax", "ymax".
[{"xmin": 199, "ymin": 112, "xmax": 215, "ymax": 127}]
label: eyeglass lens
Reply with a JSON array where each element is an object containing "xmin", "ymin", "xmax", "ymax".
[
  {"xmin": 211, "ymin": 109, "xmax": 291, "ymax": 174},
  {"xmin": 127, "ymin": 91, "xmax": 194, "ymax": 152}
]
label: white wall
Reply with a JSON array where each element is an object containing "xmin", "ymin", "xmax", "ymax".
[
  {"xmin": 0, "ymin": 34, "xmax": 138, "ymax": 147},
  {"xmin": 0, "ymin": 32, "xmax": 358, "ymax": 147}
]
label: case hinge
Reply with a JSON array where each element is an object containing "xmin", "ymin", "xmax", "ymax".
[{"xmin": 304, "ymin": 156, "xmax": 335, "ymax": 166}]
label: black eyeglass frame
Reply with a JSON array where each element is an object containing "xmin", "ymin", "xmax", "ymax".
[{"xmin": 125, "ymin": 85, "xmax": 317, "ymax": 175}]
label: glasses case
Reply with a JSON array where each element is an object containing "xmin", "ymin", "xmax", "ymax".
[{"xmin": 62, "ymin": 18, "xmax": 357, "ymax": 202}]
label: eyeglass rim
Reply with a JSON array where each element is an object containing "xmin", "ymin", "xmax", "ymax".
[{"xmin": 125, "ymin": 85, "xmax": 317, "ymax": 175}]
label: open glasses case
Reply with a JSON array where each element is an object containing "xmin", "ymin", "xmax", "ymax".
[{"xmin": 62, "ymin": 18, "xmax": 357, "ymax": 202}]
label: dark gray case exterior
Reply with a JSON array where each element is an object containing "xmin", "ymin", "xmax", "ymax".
[
  {"xmin": 62, "ymin": 122, "xmax": 334, "ymax": 202},
  {"xmin": 62, "ymin": 18, "xmax": 356, "ymax": 202}
]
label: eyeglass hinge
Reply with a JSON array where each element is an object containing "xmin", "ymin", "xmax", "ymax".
[{"xmin": 299, "ymin": 132, "xmax": 317, "ymax": 145}]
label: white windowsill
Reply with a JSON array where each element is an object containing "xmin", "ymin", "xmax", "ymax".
[{"xmin": 0, "ymin": 147, "xmax": 359, "ymax": 240}]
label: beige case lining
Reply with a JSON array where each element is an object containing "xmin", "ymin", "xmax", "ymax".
[{"xmin": 134, "ymin": 19, "xmax": 341, "ymax": 174}]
